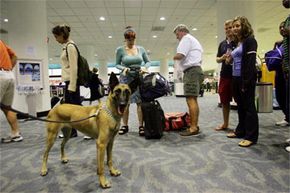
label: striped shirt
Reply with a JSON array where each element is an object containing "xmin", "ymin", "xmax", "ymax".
[{"xmin": 282, "ymin": 14, "xmax": 290, "ymax": 74}]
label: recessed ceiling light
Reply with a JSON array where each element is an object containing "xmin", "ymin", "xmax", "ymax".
[
  {"xmin": 215, "ymin": 35, "xmax": 218, "ymax": 39},
  {"xmin": 160, "ymin": 17, "xmax": 165, "ymax": 21},
  {"xmin": 108, "ymin": 35, "xmax": 112, "ymax": 39},
  {"xmin": 152, "ymin": 35, "xmax": 157, "ymax": 38},
  {"xmin": 94, "ymin": 54, "xmax": 98, "ymax": 57},
  {"xmin": 192, "ymin": 28, "xmax": 197, "ymax": 31},
  {"xmin": 4, "ymin": 18, "xmax": 8, "ymax": 22},
  {"xmin": 49, "ymin": 58, "xmax": 53, "ymax": 61},
  {"xmin": 99, "ymin": 16, "xmax": 105, "ymax": 21}
]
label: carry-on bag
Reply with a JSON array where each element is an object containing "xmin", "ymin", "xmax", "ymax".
[
  {"xmin": 140, "ymin": 73, "xmax": 171, "ymax": 102},
  {"xmin": 141, "ymin": 100, "xmax": 165, "ymax": 139},
  {"xmin": 164, "ymin": 112, "xmax": 191, "ymax": 131}
]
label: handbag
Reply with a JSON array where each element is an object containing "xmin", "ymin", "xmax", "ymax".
[{"xmin": 264, "ymin": 45, "xmax": 284, "ymax": 71}]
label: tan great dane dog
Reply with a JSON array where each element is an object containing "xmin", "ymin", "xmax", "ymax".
[{"xmin": 40, "ymin": 73, "xmax": 137, "ymax": 188}]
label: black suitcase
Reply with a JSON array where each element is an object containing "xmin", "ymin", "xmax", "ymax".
[{"xmin": 141, "ymin": 100, "xmax": 165, "ymax": 139}]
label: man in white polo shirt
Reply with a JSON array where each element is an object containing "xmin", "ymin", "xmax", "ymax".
[{"xmin": 173, "ymin": 24, "xmax": 204, "ymax": 136}]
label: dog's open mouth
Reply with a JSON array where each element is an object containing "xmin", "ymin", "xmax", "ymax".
[{"xmin": 118, "ymin": 104, "xmax": 127, "ymax": 115}]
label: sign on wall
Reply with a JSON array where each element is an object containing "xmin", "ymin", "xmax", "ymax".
[{"xmin": 15, "ymin": 59, "xmax": 44, "ymax": 94}]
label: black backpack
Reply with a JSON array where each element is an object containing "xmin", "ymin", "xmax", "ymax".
[
  {"xmin": 140, "ymin": 72, "xmax": 171, "ymax": 102},
  {"xmin": 66, "ymin": 43, "xmax": 92, "ymax": 87}
]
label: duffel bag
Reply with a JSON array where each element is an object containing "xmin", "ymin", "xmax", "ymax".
[
  {"xmin": 140, "ymin": 72, "xmax": 171, "ymax": 102},
  {"xmin": 164, "ymin": 112, "xmax": 191, "ymax": 131}
]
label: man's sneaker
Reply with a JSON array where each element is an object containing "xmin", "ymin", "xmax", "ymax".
[
  {"xmin": 275, "ymin": 120, "xmax": 289, "ymax": 127},
  {"xmin": 286, "ymin": 138, "xmax": 290, "ymax": 144},
  {"xmin": 83, "ymin": 136, "xmax": 92, "ymax": 140},
  {"xmin": 1, "ymin": 135, "xmax": 23, "ymax": 143},
  {"xmin": 58, "ymin": 134, "xmax": 64, "ymax": 138},
  {"xmin": 285, "ymin": 146, "xmax": 290, "ymax": 153}
]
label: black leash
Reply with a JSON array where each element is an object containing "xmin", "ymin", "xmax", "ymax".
[{"xmin": 0, "ymin": 103, "xmax": 97, "ymax": 123}]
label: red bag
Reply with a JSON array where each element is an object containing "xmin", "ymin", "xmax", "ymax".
[{"xmin": 164, "ymin": 112, "xmax": 191, "ymax": 131}]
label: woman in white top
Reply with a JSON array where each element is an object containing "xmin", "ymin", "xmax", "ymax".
[{"xmin": 52, "ymin": 24, "xmax": 80, "ymax": 138}]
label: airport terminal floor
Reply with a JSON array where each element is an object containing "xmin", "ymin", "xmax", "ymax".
[{"xmin": 0, "ymin": 93, "xmax": 289, "ymax": 193}]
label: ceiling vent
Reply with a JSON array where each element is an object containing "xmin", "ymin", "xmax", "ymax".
[
  {"xmin": 0, "ymin": 29, "xmax": 8, "ymax": 34},
  {"xmin": 151, "ymin": 26, "xmax": 165, "ymax": 31}
]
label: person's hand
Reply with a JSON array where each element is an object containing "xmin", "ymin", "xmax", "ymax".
[
  {"xmin": 225, "ymin": 54, "xmax": 232, "ymax": 65},
  {"xmin": 140, "ymin": 69, "xmax": 148, "ymax": 75},
  {"xmin": 122, "ymin": 67, "xmax": 129, "ymax": 76},
  {"xmin": 220, "ymin": 54, "xmax": 227, "ymax": 61}
]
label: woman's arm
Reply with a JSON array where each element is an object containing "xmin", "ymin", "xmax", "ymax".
[
  {"xmin": 67, "ymin": 43, "xmax": 78, "ymax": 92},
  {"xmin": 115, "ymin": 47, "xmax": 125, "ymax": 70},
  {"xmin": 140, "ymin": 46, "xmax": 151, "ymax": 69},
  {"xmin": 241, "ymin": 37, "xmax": 258, "ymax": 90}
]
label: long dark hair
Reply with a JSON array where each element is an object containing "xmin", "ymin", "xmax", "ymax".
[
  {"xmin": 233, "ymin": 16, "xmax": 254, "ymax": 41},
  {"xmin": 52, "ymin": 24, "xmax": 71, "ymax": 40}
]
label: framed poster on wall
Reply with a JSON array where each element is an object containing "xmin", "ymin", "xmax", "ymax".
[{"xmin": 16, "ymin": 59, "xmax": 44, "ymax": 94}]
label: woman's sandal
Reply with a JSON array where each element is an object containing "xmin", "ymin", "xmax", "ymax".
[
  {"xmin": 119, "ymin": 126, "xmax": 129, "ymax": 135},
  {"xmin": 139, "ymin": 126, "xmax": 145, "ymax": 136},
  {"xmin": 227, "ymin": 132, "xmax": 237, "ymax": 138}
]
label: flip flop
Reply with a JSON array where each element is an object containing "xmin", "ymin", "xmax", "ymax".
[
  {"xmin": 180, "ymin": 127, "xmax": 200, "ymax": 136},
  {"xmin": 238, "ymin": 140, "xmax": 255, "ymax": 147},
  {"xmin": 215, "ymin": 125, "xmax": 228, "ymax": 131},
  {"xmin": 227, "ymin": 132, "xmax": 237, "ymax": 138}
]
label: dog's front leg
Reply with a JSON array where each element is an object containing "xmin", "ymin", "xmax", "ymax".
[
  {"xmin": 97, "ymin": 139, "xmax": 111, "ymax": 188},
  {"xmin": 107, "ymin": 134, "xmax": 121, "ymax": 177}
]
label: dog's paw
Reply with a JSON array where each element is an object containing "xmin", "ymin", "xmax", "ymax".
[
  {"xmin": 61, "ymin": 158, "xmax": 69, "ymax": 164},
  {"xmin": 99, "ymin": 177, "xmax": 111, "ymax": 189},
  {"xmin": 110, "ymin": 169, "xmax": 121, "ymax": 177},
  {"xmin": 40, "ymin": 170, "xmax": 48, "ymax": 176}
]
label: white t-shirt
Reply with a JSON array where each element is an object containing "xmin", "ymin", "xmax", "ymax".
[{"xmin": 176, "ymin": 33, "xmax": 203, "ymax": 72}]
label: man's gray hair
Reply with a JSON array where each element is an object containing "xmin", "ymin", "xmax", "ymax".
[{"xmin": 173, "ymin": 24, "xmax": 189, "ymax": 33}]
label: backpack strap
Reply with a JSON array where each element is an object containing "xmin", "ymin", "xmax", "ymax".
[{"xmin": 65, "ymin": 42, "xmax": 80, "ymax": 61}]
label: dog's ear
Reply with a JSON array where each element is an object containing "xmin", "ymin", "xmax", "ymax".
[
  {"xmin": 109, "ymin": 72, "xmax": 119, "ymax": 91},
  {"xmin": 128, "ymin": 77, "xmax": 139, "ymax": 94}
]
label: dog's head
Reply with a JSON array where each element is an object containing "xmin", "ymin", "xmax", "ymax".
[{"xmin": 108, "ymin": 72, "xmax": 136, "ymax": 115}]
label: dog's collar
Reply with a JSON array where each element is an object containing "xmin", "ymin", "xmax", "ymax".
[{"xmin": 101, "ymin": 104, "xmax": 120, "ymax": 121}]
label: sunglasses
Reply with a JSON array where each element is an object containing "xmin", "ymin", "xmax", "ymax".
[{"xmin": 124, "ymin": 31, "xmax": 136, "ymax": 40}]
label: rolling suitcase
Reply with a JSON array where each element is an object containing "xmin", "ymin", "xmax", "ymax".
[{"xmin": 141, "ymin": 100, "xmax": 165, "ymax": 139}]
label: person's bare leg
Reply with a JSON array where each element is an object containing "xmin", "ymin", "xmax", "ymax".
[
  {"xmin": 222, "ymin": 103, "xmax": 230, "ymax": 128},
  {"xmin": 122, "ymin": 105, "xmax": 129, "ymax": 126},
  {"xmin": 216, "ymin": 103, "xmax": 230, "ymax": 130},
  {"xmin": 186, "ymin": 96, "xmax": 199, "ymax": 132},
  {"xmin": 136, "ymin": 103, "xmax": 143, "ymax": 127},
  {"xmin": 2, "ymin": 108, "xmax": 20, "ymax": 136},
  {"xmin": 119, "ymin": 105, "xmax": 130, "ymax": 134}
]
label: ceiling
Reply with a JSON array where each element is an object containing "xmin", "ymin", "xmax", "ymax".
[{"xmin": 2, "ymin": 0, "xmax": 289, "ymax": 71}]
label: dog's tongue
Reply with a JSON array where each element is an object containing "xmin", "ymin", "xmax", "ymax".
[{"xmin": 118, "ymin": 106, "xmax": 125, "ymax": 115}]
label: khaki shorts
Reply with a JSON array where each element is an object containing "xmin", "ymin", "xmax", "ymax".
[
  {"xmin": 183, "ymin": 66, "xmax": 204, "ymax": 97},
  {"xmin": 0, "ymin": 71, "xmax": 15, "ymax": 106}
]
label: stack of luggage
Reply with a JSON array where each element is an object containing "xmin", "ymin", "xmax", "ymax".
[{"xmin": 140, "ymin": 73, "xmax": 171, "ymax": 139}]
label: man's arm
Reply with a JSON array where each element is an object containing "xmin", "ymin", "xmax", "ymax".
[
  {"xmin": 173, "ymin": 53, "xmax": 185, "ymax": 60},
  {"xmin": 11, "ymin": 55, "xmax": 17, "ymax": 68}
]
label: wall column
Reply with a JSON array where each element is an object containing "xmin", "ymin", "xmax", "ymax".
[
  {"xmin": 159, "ymin": 58, "xmax": 169, "ymax": 80},
  {"xmin": 98, "ymin": 60, "xmax": 108, "ymax": 83},
  {"xmin": 7, "ymin": 0, "xmax": 50, "ymax": 116}
]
